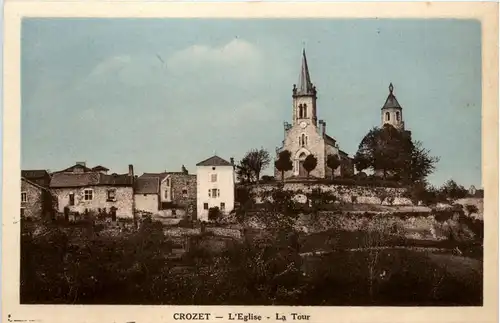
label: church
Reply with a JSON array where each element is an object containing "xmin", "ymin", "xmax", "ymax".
[{"xmin": 275, "ymin": 49, "xmax": 355, "ymax": 180}]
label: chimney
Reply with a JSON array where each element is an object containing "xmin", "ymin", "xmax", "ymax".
[{"xmin": 128, "ymin": 164, "xmax": 134, "ymax": 177}]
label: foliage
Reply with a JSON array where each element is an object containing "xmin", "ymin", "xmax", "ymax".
[
  {"xmin": 208, "ymin": 207, "xmax": 222, "ymax": 221},
  {"xmin": 303, "ymin": 154, "xmax": 318, "ymax": 177},
  {"xmin": 236, "ymin": 148, "xmax": 271, "ymax": 184},
  {"xmin": 354, "ymin": 125, "xmax": 439, "ymax": 183},
  {"xmin": 261, "ymin": 175, "xmax": 275, "ymax": 182},
  {"xmin": 326, "ymin": 154, "xmax": 341, "ymax": 179},
  {"xmin": 439, "ymin": 180, "xmax": 468, "ymax": 202},
  {"xmin": 274, "ymin": 150, "xmax": 293, "ymax": 182}
]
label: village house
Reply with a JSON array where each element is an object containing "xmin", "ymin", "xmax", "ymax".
[
  {"xmin": 196, "ymin": 155, "xmax": 235, "ymax": 222},
  {"xmin": 133, "ymin": 176, "xmax": 160, "ymax": 214},
  {"xmin": 21, "ymin": 176, "xmax": 55, "ymax": 220},
  {"xmin": 50, "ymin": 162, "xmax": 135, "ymax": 219},
  {"xmin": 139, "ymin": 165, "xmax": 197, "ymax": 217}
]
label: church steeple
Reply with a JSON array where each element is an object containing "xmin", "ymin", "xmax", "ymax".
[
  {"xmin": 292, "ymin": 48, "xmax": 318, "ymax": 127},
  {"xmin": 296, "ymin": 48, "xmax": 316, "ymax": 96}
]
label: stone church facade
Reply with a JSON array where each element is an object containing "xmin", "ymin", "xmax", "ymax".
[{"xmin": 275, "ymin": 49, "xmax": 355, "ymax": 180}]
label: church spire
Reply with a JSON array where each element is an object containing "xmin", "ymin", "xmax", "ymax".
[{"xmin": 296, "ymin": 48, "xmax": 316, "ymax": 96}]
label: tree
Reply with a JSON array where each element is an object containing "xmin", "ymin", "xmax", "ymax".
[
  {"xmin": 326, "ymin": 154, "xmax": 341, "ymax": 179},
  {"xmin": 237, "ymin": 148, "xmax": 271, "ymax": 184},
  {"xmin": 275, "ymin": 150, "xmax": 293, "ymax": 182},
  {"xmin": 236, "ymin": 158, "xmax": 255, "ymax": 183},
  {"xmin": 354, "ymin": 124, "xmax": 439, "ymax": 183},
  {"xmin": 440, "ymin": 180, "xmax": 467, "ymax": 203},
  {"xmin": 303, "ymin": 154, "xmax": 318, "ymax": 178}
]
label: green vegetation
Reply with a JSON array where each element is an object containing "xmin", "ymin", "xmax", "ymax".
[
  {"xmin": 353, "ymin": 124, "xmax": 439, "ymax": 183},
  {"xmin": 21, "ymin": 184, "xmax": 482, "ymax": 305}
]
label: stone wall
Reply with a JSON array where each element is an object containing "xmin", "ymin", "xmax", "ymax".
[
  {"xmin": 21, "ymin": 179, "xmax": 43, "ymax": 219},
  {"xmin": 53, "ymin": 186, "xmax": 134, "ymax": 218},
  {"xmin": 250, "ymin": 182, "xmax": 413, "ymax": 206}
]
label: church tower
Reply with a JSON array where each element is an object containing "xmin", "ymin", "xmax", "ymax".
[
  {"xmin": 292, "ymin": 49, "xmax": 318, "ymax": 127},
  {"xmin": 381, "ymin": 83, "xmax": 404, "ymax": 130}
]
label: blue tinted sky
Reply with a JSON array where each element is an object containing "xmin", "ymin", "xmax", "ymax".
[{"xmin": 21, "ymin": 18, "xmax": 482, "ymax": 187}]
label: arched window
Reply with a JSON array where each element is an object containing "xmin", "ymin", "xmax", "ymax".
[
  {"xmin": 385, "ymin": 112, "xmax": 390, "ymax": 121},
  {"xmin": 396, "ymin": 111, "xmax": 400, "ymax": 121},
  {"xmin": 301, "ymin": 134, "xmax": 306, "ymax": 147},
  {"xmin": 298, "ymin": 104, "xmax": 303, "ymax": 118},
  {"xmin": 303, "ymin": 104, "xmax": 308, "ymax": 118}
]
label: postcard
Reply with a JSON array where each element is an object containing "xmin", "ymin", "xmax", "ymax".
[{"xmin": 3, "ymin": 1, "xmax": 498, "ymax": 323}]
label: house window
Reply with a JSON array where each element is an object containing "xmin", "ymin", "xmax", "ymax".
[
  {"xmin": 166, "ymin": 178, "xmax": 170, "ymax": 186},
  {"xmin": 20, "ymin": 208, "xmax": 25, "ymax": 217},
  {"xmin": 211, "ymin": 188, "xmax": 218, "ymax": 198},
  {"xmin": 203, "ymin": 203, "xmax": 209, "ymax": 210},
  {"xmin": 84, "ymin": 189, "xmax": 93, "ymax": 201},
  {"xmin": 182, "ymin": 189, "xmax": 188, "ymax": 197},
  {"xmin": 107, "ymin": 189, "xmax": 116, "ymax": 201},
  {"xmin": 164, "ymin": 190, "xmax": 168, "ymax": 199},
  {"xmin": 220, "ymin": 202, "xmax": 225, "ymax": 211},
  {"xmin": 385, "ymin": 112, "xmax": 390, "ymax": 121},
  {"xmin": 211, "ymin": 174, "xmax": 217, "ymax": 182},
  {"xmin": 172, "ymin": 209, "xmax": 177, "ymax": 216},
  {"xmin": 21, "ymin": 192, "xmax": 27, "ymax": 203},
  {"xmin": 69, "ymin": 193, "xmax": 75, "ymax": 206}
]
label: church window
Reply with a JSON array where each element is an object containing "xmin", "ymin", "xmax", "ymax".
[
  {"xmin": 303, "ymin": 104, "xmax": 307, "ymax": 118},
  {"xmin": 298, "ymin": 104, "xmax": 303, "ymax": 118},
  {"xmin": 396, "ymin": 111, "xmax": 400, "ymax": 121},
  {"xmin": 385, "ymin": 112, "xmax": 390, "ymax": 121},
  {"xmin": 301, "ymin": 134, "xmax": 306, "ymax": 147}
]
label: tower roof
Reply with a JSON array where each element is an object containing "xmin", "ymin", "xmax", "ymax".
[
  {"xmin": 382, "ymin": 83, "xmax": 402, "ymax": 109},
  {"xmin": 296, "ymin": 48, "xmax": 315, "ymax": 96}
]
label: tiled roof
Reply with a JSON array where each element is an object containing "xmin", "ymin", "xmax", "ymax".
[
  {"xmin": 50, "ymin": 172, "xmax": 133, "ymax": 188},
  {"xmin": 53, "ymin": 164, "xmax": 93, "ymax": 174},
  {"xmin": 140, "ymin": 172, "xmax": 192, "ymax": 181},
  {"xmin": 21, "ymin": 170, "xmax": 50, "ymax": 179},
  {"xmin": 134, "ymin": 177, "xmax": 160, "ymax": 194},
  {"xmin": 92, "ymin": 165, "xmax": 109, "ymax": 171},
  {"xmin": 21, "ymin": 177, "xmax": 51, "ymax": 192},
  {"xmin": 196, "ymin": 155, "xmax": 233, "ymax": 167}
]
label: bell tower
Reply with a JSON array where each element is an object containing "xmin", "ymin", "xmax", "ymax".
[
  {"xmin": 292, "ymin": 49, "xmax": 318, "ymax": 127},
  {"xmin": 381, "ymin": 83, "xmax": 404, "ymax": 130}
]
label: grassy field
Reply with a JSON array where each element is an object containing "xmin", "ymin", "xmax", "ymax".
[{"xmin": 301, "ymin": 248, "xmax": 482, "ymax": 306}]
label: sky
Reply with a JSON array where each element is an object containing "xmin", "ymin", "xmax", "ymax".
[{"xmin": 21, "ymin": 18, "xmax": 482, "ymax": 188}]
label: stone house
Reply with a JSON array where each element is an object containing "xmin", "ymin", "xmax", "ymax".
[
  {"xmin": 140, "ymin": 165, "xmax": 197, "ymax": 217},
  {"xmin": 21, "ymin": 177, "xmax": 55, "ymax": 220},
  {"xmin": 196, "ymin": 155, "xmax": 235, "ymax": 222},
  {"xmin": 50, "ymin": 162, "xmax": 135, "ymax": 219},
  {"xmin": 275, "ymin": 49, "xmax": 354, "ymax": 180},
  {"xmin": 134, "ymin": 176, "xmax": 160, "ymax": 214}
]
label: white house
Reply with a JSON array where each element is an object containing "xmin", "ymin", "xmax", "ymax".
[{"xmin": 196, "ymin": 155, "xmax": 235, "ymax": 222}]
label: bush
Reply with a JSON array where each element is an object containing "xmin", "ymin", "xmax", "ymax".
[{"xmin": 208, "ymin": 207, "xmax": 222, "ymax": 221}]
